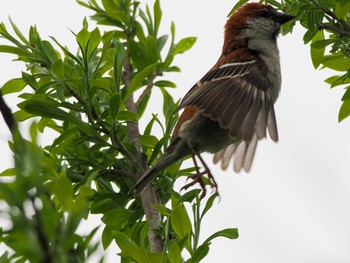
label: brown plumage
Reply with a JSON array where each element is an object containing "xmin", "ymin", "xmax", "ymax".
[{"xmin": 131, "ymin": 3, "xmax": 294, "ymax": 195}]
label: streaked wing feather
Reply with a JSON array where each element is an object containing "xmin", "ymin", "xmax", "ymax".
[
  {"xmin": 179, "ymin": 60, "xmax": 278, "ymax": 159},
  {"xmin": 267, "ymin": 99, "xmax": 278, "ymax": 141},
  {"xmin": 242, "ymin": 134, "xmax": 258, "ymax": 172},
  {"xmin": 241, "ymin": 90, "xmax": 262, "ymax": 141}
]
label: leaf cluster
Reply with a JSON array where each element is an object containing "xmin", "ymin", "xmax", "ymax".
[{"xmin": 0, "ymin": 0, "xmax": 236, "ymax": 262}]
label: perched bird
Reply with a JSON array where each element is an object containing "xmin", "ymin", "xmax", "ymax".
[{"xmin": 132, "ymin": 2, "xmax": 294, "ymax": 195}]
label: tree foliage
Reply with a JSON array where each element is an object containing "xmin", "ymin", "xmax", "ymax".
[
  {"xmin": 259, "ymin": 0, "xmax": 350, "ymax": 122},
  {"xmin": 0, "ymin": 1, "xmax": 237, "ymax": 262}
]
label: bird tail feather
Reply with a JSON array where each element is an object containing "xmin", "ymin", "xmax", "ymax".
[{"xmin": 131, "ymin": 154, "xmax": 175, "ymax": 195}]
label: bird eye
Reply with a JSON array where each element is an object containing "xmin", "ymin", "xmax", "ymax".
[{"xmin": 258, "ymin": 10, "xmax": 270, "ymax": 18}]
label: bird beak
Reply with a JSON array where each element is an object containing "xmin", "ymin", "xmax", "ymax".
[{"xmin": 273, "ymin": 12, "xmax": 295, "ymax": 25}]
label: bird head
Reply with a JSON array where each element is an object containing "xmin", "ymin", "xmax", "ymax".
[{"xmin": 223, "ymin": 3, "xmax": 295, "ymax": 50}]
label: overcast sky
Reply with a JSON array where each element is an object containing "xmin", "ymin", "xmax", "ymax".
[{"xmin": 1, "ymin": 1, "xmax": 350, "ymax": 262}]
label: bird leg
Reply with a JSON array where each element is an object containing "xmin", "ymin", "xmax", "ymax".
[{"xmin": 181, "ymin": 145, "xmax": 219, "ymax": 199}]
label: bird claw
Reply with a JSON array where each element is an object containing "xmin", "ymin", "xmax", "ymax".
[{"xmin": 180, "ymin": 151, "xmax": 219, "ymax": 199}]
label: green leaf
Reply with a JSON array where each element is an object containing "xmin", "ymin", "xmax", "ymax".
[
  {"xmin": 145, "ymin": 35, "xmax": 160, "ymax": 65},
  {"xmin": 203, "ymin": 228, "xmax": 239, "ymax": 245},
  {"xmin": 171, "ymin": 204, "xmax": 192, "ymax": 244},
  {"xmin": 339, "ymin": 100, "xmax": 350, "ymax": 122},
  {"xmin": 153, "ymin": 0, "xmax": 162, "ymax": 36},
  {"xmin": 136, "ymin": 90, "xmax": 151, "ymax": 119},
  {"xmin": 201, "ymin": 193, "xmax": 218, "ymax": 219},
  {"xmin": 341, "ymin": 86, "xmax": 350, "ymax": 101},
  {"xmin": 54, "ymin": 175, "xmax": 73, "ymax": 210},
  {"xmin": 68, "ymin": 114, "xmax": 100, "ymax": 137},
  {"xmin": 1, "ymin": 78, "xmax": 26, "ymax": 95},
  {"xmin": 114, "ymin": 231, "xmax": 149, "ymax": 263},
  {"xmin": 311, "ymin": 39, "xmax": 335, "ymax": 49},
  {"xmin": 76, "ymin": 28, "xmax": 90, "ymax": 56},
  {"xmin": 310, "ymin": 30, "xmax": 325, "ymax": 69},
  {"xmin": 154, "ymin": 80, "xmax": 176, "ymax": 88},
  {"xmin": 173, "ymin": 37, "xmax": 196, "ymax": 55},
  {"xmin": 22, "ymin": 72, "xmax": 39, "ymax": 90},
  {"xmin": 41, "ymin": 40, "xmax": 59, "ymax": 63},
  {"xmin": 191, "ymin": 243, "xmax": 210, "ymax": 263},
  {"xmin": 18, "ymin": 96, "xmax": 69, "ymax": 121},
  {"xmin": 160, "ymin": 87, "xmax": 175, "ymax": 123},
  {"xmin": 139, "ymin": 135, "xmax": 158, "ymax": 148},
  {"xmin": 124, "ymin": 63, "xmax": 158, "ymax": 100},
  {"xmin": 13, "ymin": 110, "xmax": 34, "ymax": 122},
  {"xmin": 168, "ymin": 241, "xmax": 182, "ymax": 263},
  {"xmin": 152, "ymin": 204, "xmax": 172, "ymax": 216},
  {"xmin": 114, "ymin": 42, "xmax": 126, "ymax": 93},
  {"xmin": 51, "ymin": 59, "xmax": 65, "ymax": 79},
  {"xmin": 109, "ymin": 94, "xmax": 121, "ymax": 119},
  {"xmin": 0, "ymin": 168, "xmax": 15, "ymax": 176},
  {"xmin": 117, "ymin": 110, "xmax": 137, "ymax": 121},
  {"xmin": 178, "ymin": 189, "xmax": 201, "ymax": 204},
  {"xmin": 90, "ymin": 78, "xmax": 113, "ymax": 93},
  {"xmin": 335, "ymin": 1, "xmax": 350, "ymax": 18},
  {"xmin": 322, "ymin": 55, "xmax": 350, "ymax": 71},
  {"xmin": 88, "ymin": 27, "xmax": 101, "ymax": 58},
  {"xmin": 102, "ymin": 209, "xmax": 133, "ymax": 228},
  {"xmin": 9, "ymin": 17, "xmax": 29, "ymax": 45},
  {"xmin": 0, "ymin": 45, "xmax": 29, "ymax": 57},
  {"xmin": 303, "ymin": 29, "xmax": 318, "ymax": 44},
  {"xmin": 102, "ymin": 226, "xmax": 115, "ymax": 249}
]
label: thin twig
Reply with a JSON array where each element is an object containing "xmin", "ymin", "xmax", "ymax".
[
  {"xmin": 135, "ymin": 73, "xmax": 161, "ymax": 109},
  {"xmin": 319, "ymin": 23, "xmax": 350, "ymax": 37},
  {"xmin": 135, "ymin": 81, "xmax": 154, "ymax": 109}
]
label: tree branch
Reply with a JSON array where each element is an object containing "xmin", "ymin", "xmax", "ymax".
[
  {"xmin": 122, "ymin": 50, "xmax": 164, "ymax": 252},
  {"xmin": 319, "ymin": 23, "xmax": 350, "ymax": 38}
]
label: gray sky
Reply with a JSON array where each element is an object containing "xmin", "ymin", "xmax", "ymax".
[{"xmin": 1, "ymin": 1, "xmax": 350, "ymax": 262}]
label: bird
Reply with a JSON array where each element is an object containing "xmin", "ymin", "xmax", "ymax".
[{"xmin": 132, "ymin": 2, "xmax": 295, "ymax": 196}]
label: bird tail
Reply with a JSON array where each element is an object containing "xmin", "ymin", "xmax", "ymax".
[{"xmin": 131, "ymin": 154, "xmax": 176, "ymax": 195}]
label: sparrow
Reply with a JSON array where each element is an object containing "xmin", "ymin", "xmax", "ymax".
[{"xmin": 132, "ymin": 2, "xmax": 295, "ymax": 195}]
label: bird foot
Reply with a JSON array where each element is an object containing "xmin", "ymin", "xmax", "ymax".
[
  {"xmin": 181, "ymin": 169, "xmax": 218, "ymax": 199},
  {"xmin": 180, "ymin": 150, "xmax": 219, "ymax": 199}
]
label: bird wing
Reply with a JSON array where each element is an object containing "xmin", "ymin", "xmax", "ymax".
[{"xmin": 177, "ymin": 59, "xmax": 278, "ymax": 142}]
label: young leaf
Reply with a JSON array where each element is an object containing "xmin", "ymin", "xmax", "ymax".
[
  {"xmin": 1, "ymin": 78, "xmax": 26, "ymax": 95},
  {"xmin": 109, "ymin": 93, "xmax": 121, "ymax": 119},
  {"xmin": 201, "ymin": 193, "xmax": 218, "ymax": 219},
  {"xmin": 203, "ymin": 228, "xmax": 239, "ymax": 245},
  {"xmin": 339, "ymin": 100, "xmax": 350, "ymax": 122},
  {"xmin": 88, "ymin": 27, "xmax": 101, "ymax": 58},
  {"xmin": 322, "ymin": 55, "xmax": 350, "ymax": 72},
  {"xmin": 124, "ymin": 63, "xmax": 158, "ymax": 100},
  {"xmin": 139, "ymin": 135, "xmax": 159, "ymax": 149},
  {"xmin": 171, "ymin": 204, "xmax": 192, "ymax": 245},
  {"xmin": 153, "ymin": 0, "xmax": 162, "ymax": 37},
  {"xmin": 310, "ymin": 30, "xmax": 325, "ymax": 69},
  {"xmin": 168, "ymin": 241, "xmax": 182, "ymax": 263},
  {"xmin": 191, "ymin": 243, "xmax": 210, "ymax": 263},
  {"xmin": 114, "ymin": 42, "xmax": 126, "ymax": 93},
  {"xmin": 173, "ymin": 37, "xmax": 197, "ymax": 55},
  {"xmin": 102, "ymin": 209, "xmax": 133, "ymax": 228},
  {"xmin": 54, "ymin": 175, "xmax": 74, "ymax": 210},
  {"xmin": 114, "ymin": 231, "xmax": 149, "ymax": 263},
  {"xmin": 18, "ymin": 96, "xmax": 69, "ymax": 121}
]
